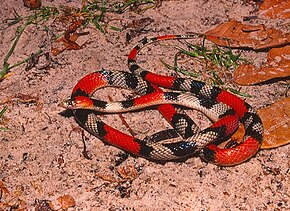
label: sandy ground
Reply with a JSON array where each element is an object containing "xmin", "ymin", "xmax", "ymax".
[{"xmin": 1, "ymin": 0, "xmax": 290, "ymax": 210}]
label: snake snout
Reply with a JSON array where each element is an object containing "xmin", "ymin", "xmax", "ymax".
[{"xmin": 58, "ymin": 99, "xmax": 75, "ymax": 109}]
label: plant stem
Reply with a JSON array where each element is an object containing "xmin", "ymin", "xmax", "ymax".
[{"xmin": 0, "ymin": 22, "xmax": 30, "ymax": 79}]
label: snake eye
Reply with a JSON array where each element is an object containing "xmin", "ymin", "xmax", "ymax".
[
  {"xmin": 68, "ymin": 100, "xmax": 74, "ymax": 106},
  {"xmin": 71, "ymin": 100, "xmax": 78, "ymax": 108},
  {"xmin": 64, "ymin": 99, "xmax": 76, "ymax": 108}
]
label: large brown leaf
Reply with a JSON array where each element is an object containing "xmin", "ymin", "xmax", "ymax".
[
  {"xmin": 259, "ymin": 0, "xmax": 290, "ymax": 19},
  {"xmin": 233, "ymin": 45, "xmax": 290, "ymax": 85},
  {"xmin": 231, "ymin": 97, "xmax": 290, "ymax": 149},
  {"xmin": 205, "ymin": 20, "xmax": 290, "ymax": 50},
  {"xmin": 258, "ymin": 97, "xmax": 290, "ymax": 149}
]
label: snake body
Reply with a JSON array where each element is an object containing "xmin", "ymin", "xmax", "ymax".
[{"xmin": 62, "ymin": 34, "xmax": 263, "ymax": 166}]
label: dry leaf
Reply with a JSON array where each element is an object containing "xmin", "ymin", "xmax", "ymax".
[
  {"xmin": 0, "ymin": 180, "xmax": 9, "ymax": 197},
  {"xmin": 125, "ymin": 17, "xmax": 154, "ymax": 42},
  {"xmin": 230, "ymin": 98, "xmax": 290, "ymax": 149},
  {"xmin": 0, "ymin": 183, "xmax": 27, "ymax": 210},
  {"xmin": 58, "ymin": 195, "xmax": 76, "ymax": 210},
  {"xmin": 51, "ymin": 20, "xmax": 89, "ymax": 56},
  {"xmin": 233, "ymin": 45, "xmax": 290, "ymax": 85},
  {"xmin": 259, "ymin": 0, "xmax": 290, "ymax": 19},
  {"xmin": 258, "ymin": 97, "xmax": 290, "ymax": 149},
  {"xmin": 116, "ymin": 165, "xmax": 137, "ymax": 180},
  {"xmin": 49, "ymin": 194, "xmax": 76, "ymax": 210},
  {"xmin": 205, "ymin": 20, "xmax": 290, "ymax": 50},
  {"xmin": 23, "ymin": 0, "xmax": 41, "ymax": 9},
  {"xmin": 230, "ymin": 125, "xmax": 245, "ymax": 144}
]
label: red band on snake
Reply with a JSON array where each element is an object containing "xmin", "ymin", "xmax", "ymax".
[{"xmin": 61, "ymin": 34, "xmax": 263, "ymax": 166}]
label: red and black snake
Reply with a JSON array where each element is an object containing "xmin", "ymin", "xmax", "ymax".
[{"xmin": 61, "ymin": 34, "xmax": 263, "ymax": 166}]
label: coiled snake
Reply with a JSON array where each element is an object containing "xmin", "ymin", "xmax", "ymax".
[{"xmin": 61, "ymin": 34, "xmax": 263, "ymax": 166}]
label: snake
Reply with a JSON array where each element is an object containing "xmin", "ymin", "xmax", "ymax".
[{"xmin": 61, "ymin": 34, "xmax": 263, "ymax": 166}]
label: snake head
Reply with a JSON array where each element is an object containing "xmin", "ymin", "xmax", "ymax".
[
  {"xmin": 59, "ymin": 96, "xmax": 93, "ymax": 110},
  {"xmin": 58, "ymin": 99, "xmax": 76, "ymax": 109}
]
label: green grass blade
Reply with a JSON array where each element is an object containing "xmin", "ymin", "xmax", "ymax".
[
  {"xmin": 0, "ymin": 106, "xmax": 8, "ymax": 117},
  {"xmin": 0, "ymin": 106, "xmax": 10, "ymax": 131}
]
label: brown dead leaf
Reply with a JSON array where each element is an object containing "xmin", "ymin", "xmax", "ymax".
[
  {"xmin": 230, "ymin": 98, "xmax": 290, "ymax": 149},
  {"xmin": 23, "ymin": 0, "xmax": 41, "ymax": 9},
  {"xmin": 49, "ymin": 194, "xmax": 76, "ymax": 210},
  {"xmin": 233, "ymin": 45, "xmax": 290, "ymax": 85},
  {"xmin": 259, "ymin": 0, "xmax": 290, "ymax": 19},
  {"xmin": 258, "ymin": 97, "xmax": 290, "ymax": 149},
  {"xmin": 116, "ymin": 165, "xmax": 137, "ymax": 180},
  {"xmin": 57, "ymin": 195, "xmax": 76, "ymax": 210},
  {"xmin": 0, "ymin": 180, "xmax": 9, "ymax": 197},
  {"xmin": 0, "ymin": 93, "xmax": 43, "ymax": 110},
  {"xmin": 51, "ymin": 20, "xmax": 89, "ymax": 56},
  {"xmin": 205, "ymin": 20, "xmax": 290, "ymax": 50},
  {"xmin": 0, "ymin": 183, "xmax": 27, "ymax": 210},
  {"xmin": 95, "ymin": 173, "xmax": 119, "ymax": 183},
  {"xmin": 230, "ymin": 125, "xmax": 245, "ymax": 144},
  {"xmin": 125, "ymin": 17, "xmax": 154, "ymax": 42}
]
